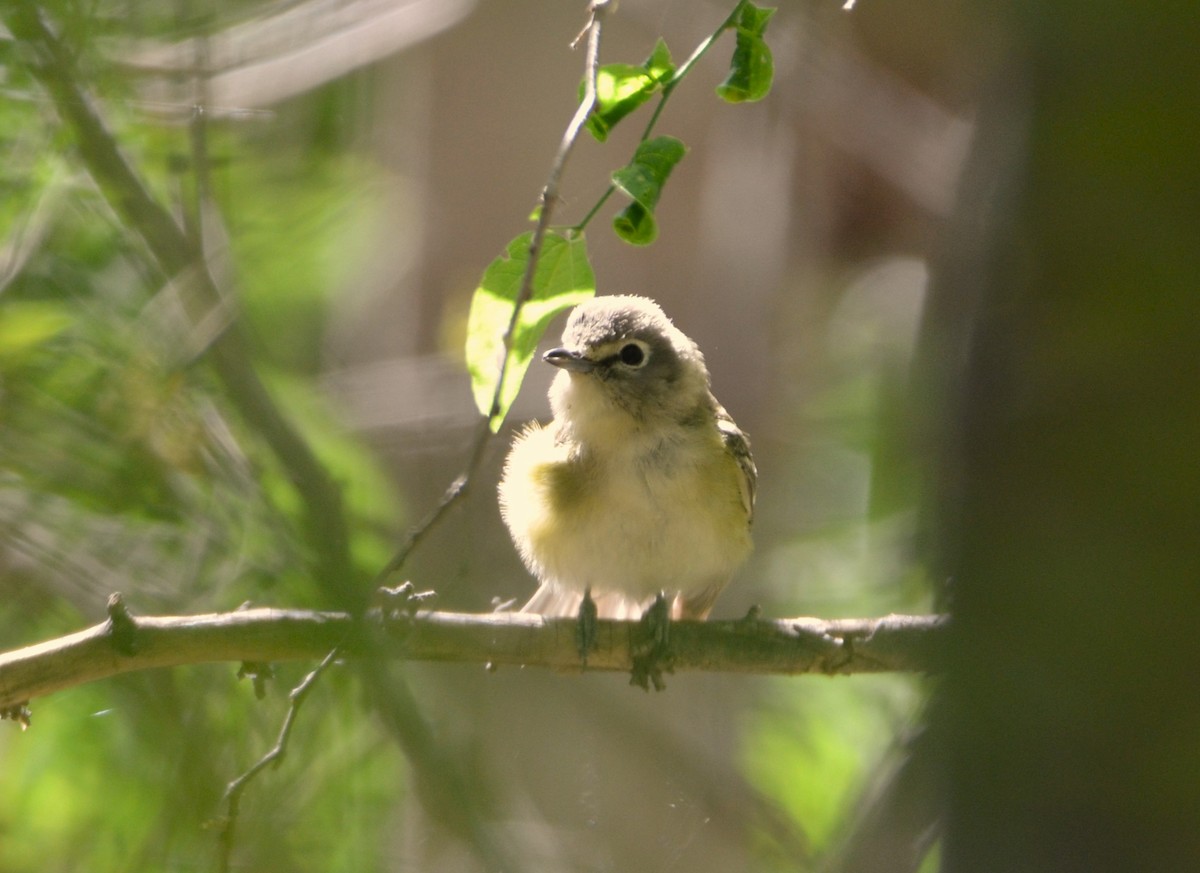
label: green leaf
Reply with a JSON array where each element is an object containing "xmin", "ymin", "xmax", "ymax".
[
  {"xmin": 611, "ymin": 136, "xmax": 687, "ymax": 246},
  {"xmin": 613, "ymin": 202, "xmax": 655, "ymax": 246},
  {"xmin": 716, "ymin": 3, "xmax": 776, "ymax": 103},
  {"xmin": 465, "ymin": 231, "xmax": 595, "ymax": 430},
  {"xmin": 645, "ymin": 38, "xmax": 674, "ymax": 78},
  {"xmin": 0, "ymin": 302, "xmax": 74, "ymax": 364},
  {"xmin": 585, "ymin": 39, "xmax": 675, "ymax": 141}
]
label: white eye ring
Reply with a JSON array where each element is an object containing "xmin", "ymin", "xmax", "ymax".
[{"xmin": 618, "ymin": 341, "xmax": 648, "ymax": 367}]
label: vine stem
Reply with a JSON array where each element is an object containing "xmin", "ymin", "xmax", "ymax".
[
  {"xmin": 373, "ymin": 1, "xmax": 612, "ymax": 585},
  {"xmin": 572, "ymin": 0, "xmax": 745, "ymax": 233}
]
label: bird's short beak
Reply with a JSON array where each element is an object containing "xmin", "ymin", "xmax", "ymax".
[{"xmin": 543, "ymin": 347, "xmax": 595, "ymax": 373}]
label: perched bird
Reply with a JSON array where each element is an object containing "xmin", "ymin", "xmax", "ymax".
[{"xmin": 499, "ymin": 295, "xmax": 756, "ymax": 620}]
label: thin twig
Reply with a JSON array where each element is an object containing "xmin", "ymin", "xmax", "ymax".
[
  {"xmin": 374, "ymin": 2, "xmax": 612, "ymax": 586},
  {"xmin": 489, "ymin": 0, "xmax": 608, "ymax": 414},
  {"xmin": 216, "ymin": 646, "xmax": 341, "ymax": 873}
]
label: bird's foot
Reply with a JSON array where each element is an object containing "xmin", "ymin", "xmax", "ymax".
[
  {"xmin": 736, "ymin": 603, "xmax": 763, "ymax": 628},
  {"xmin": 576, "ymin": 587, "xmax": 599, "ymax": 665},
  {"xmin": 630, "ymin": 592, "xmax": 673, "ymax": 691},
  {"xmin": 373, "ymin": 581, "xmax": 436, "ymax": 622}
]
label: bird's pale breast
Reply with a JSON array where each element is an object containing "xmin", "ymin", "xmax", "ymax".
[{"xmin": 500, "ymin": 421, "xmax": 750, "ymax": 602}]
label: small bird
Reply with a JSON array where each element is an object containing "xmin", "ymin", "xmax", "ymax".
[{"xmin": 499, "ymin": 295, "xmax": 756, "ymax": 621}]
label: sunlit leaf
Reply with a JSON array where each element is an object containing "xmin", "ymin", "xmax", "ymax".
[
  {"xmin": 743, "ymin": 677, "xmax": 924, "ymax": 854},
  {"xmin": 716, "ymin": 2, "xmax": 776, "ymax": 103},
  {"xmin": 0, "ymin": 302, "xmax": 74, "ymax": 363},
  {"xmin": 465, "ymin": 231, "xmax": 595, "ymax": 430},
  {"xmin": 611, "ymin": 136, "xmax": 687, "ymax": 246},
  {"xmin": 228, "ymin": 155, "xmax": 386, "ymax": 372},
  {"xmin": 585, "ymin": 39, "xmax": 675, "ymax": 141}
]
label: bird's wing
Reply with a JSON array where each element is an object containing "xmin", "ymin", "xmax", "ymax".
[{"xmin": 715, "ymin": 403, "xmax": 757, "ymax": 523}]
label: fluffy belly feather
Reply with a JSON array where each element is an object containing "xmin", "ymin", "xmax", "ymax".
[{"xmin": 503, "ymin": 425, "xmax": 750, "ymax": 600}]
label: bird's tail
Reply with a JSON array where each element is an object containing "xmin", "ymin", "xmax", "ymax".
[{"xmin": 519, "ymin": 584, "xmax": 713, "ymax": 620}]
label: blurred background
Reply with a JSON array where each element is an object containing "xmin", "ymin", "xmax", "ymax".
[{"xmin": 4, "ymin": 0, "xmax": 1195, "ymax": 871}]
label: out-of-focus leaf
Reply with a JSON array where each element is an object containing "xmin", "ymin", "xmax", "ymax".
[
  {"xmin": 716, "ymin": 2, "xmax": 776, "ymax": 104},
  {"xmin": 611, "ymin": 136, "xmax": 687, "ymax": 246},
  {"xmin": 0, "ymin": 302, "xmax": 74, "ymax": 363},
  {"xmin": 465, "ymin": 231, "xmax": 595, "ymax": 431},
  {"xmin": 227, "ymin": 154, "xmax": 387, "ymax": 373},
  {"xmin": 585, "ymin": 39, "xmax": 675, "ymax": 141},
  {"xmin": 743, "ymin": 677, "xmax": 923, "ymax": 855},
  {"xmin": 259, "ymin": 369, "xmax": 403, "ymax": 576}
]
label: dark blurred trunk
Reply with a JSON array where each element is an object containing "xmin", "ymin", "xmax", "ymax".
[{"xmin": 931, "ymin": 3, "xmax": 1200, "ymax": 872}]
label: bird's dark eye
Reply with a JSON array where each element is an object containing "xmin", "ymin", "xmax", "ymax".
[{"xmin": 619, "ymin": 343, "xmax": 646, "ymax": 366}]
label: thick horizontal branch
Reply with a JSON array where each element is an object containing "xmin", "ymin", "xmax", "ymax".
[{"xmin": 0, "ymin": 607, "xmax": 947, "ymax": 710}]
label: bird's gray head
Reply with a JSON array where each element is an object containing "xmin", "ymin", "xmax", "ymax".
[{"xmin": 544, "ymin": 295, "xmax": 711, "ymax": 428}]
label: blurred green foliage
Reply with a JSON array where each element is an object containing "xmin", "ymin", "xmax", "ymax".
[
  {"xmin": 0, "ymin": 665, "xmax": 403, "ymax": 872},
  {"xmin": 745, "ymin": 676, "xmax": 923, "ymax": 854},
  {"xmin": 0, "ymin": 6, "xmax": 405, "ymax": 870},
  {"xmin": 0, "ymin": 2, "xmax": 934, "ymax": 871},
  {"xmin": 226, "ymin": 149, "xmax": 390, "ymax": 373}
]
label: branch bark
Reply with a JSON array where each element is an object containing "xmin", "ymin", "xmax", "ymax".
[{"xmin": 0, "ymin": 607, "xmax": 946, "ymax": 711}]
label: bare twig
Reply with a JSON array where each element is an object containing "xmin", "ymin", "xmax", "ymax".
[
  {"xmin": 216, "ymin": 647, "xmax": 341, "ymax": 873},
  {"xmin": 374, "ymin": 1, "xmax": 612, "ymax": 585},
  {"xmin": 0, "ymin": 608, "xmax": 947, "ymax": 709}
]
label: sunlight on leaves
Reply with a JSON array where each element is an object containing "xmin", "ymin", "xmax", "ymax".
[
  {"xmin": 465, "ymin": 231, "xmax": 595, "ymax": 430},
  {"xmin": 612, "ymin": 136, "xmax": 687, "ymax": 245},
  {"xmin": 716, "ymin": 2, "xmax": 776, "ymax": 104},
  {"xmin": 227, "ymin": 154, "xmax": 388, "ymax": 373},
  {"xmin": 743, "ymin": 676, "xmax": 924, "ymax": 855},
  {"xmin": 0, "ymin": 302, "xmax": 74, "ymax": 364},
  {"xmin": 918, "ymin": 840, "xmax": 942, "ymax": 873},
  {"xmin": 585, "ymin": 39, "xmax": 675, "ymax": 142},
  {"xmin": 260, "ymin": 370, "xmax": 404, "ymax": 574}
]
